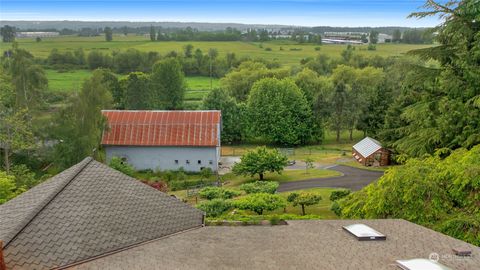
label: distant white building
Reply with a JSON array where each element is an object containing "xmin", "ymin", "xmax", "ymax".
[
  {"xmin": 16, "ymin": 32, "xmax": 59, "ymax": 38},
  {"xmin": 377, "ymin": 33, "xmax": 393, "ymax": 43}
]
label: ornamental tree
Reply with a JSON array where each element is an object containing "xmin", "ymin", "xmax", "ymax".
[
  {"xmin": 232, "ymin": 147, "xmax": 287, "ymax": 180},
  {"xmin": 287, "ymin": 192, "xmax": 322, "ymax": 215}
]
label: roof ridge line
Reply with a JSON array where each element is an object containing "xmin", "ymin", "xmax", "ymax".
[{"xmin": 3, "ymin": 157, "xmax": 94, "ymax": 248}]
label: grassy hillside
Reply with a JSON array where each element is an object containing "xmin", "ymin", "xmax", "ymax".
[{"xmin": 2, "ymin": 34, "xmax": 432, "ymax": 66}]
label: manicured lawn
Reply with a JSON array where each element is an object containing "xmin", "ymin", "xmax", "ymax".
[{"xmin": 220, "ymin": 168, "xmax": 341, "ymax": 188}]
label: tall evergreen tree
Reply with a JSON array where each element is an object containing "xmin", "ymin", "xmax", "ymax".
[{"xmin": 381, "ymin": 0, "xmax": 480, "ymax": 157}]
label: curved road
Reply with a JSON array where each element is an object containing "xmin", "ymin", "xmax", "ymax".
[{"xmin": 278, "ymin": 165, "xmax": 384, "ymax": 192}]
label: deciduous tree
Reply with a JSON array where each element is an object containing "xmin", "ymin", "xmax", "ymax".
[
  {"xmin": 150, "ymin": 58, "xmax": 186, "ymax": 109},
  {"xmin": 52, "ymin": 70, "xmax": 113, "ymax": 168},
  {"xmin": 247, "ymin": 78, "xmax": 318, "ymax": 145},
  {"xmin": 287, "ymin": 192, "xmax": 322, "ymax": 215},
  {"xmin": 232, "ymin": 147, "xmax": 287, "ymax": 180}
]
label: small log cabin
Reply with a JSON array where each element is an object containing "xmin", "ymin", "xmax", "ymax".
[{"xmin": 352, "ymin": 137, "xmax": 390, "ymax": 167}]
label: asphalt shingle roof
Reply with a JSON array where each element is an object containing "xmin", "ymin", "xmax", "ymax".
[
  {"xmin": 0, "ymin": 157, "xmax": 204, "ymax": 270},
  {"xmin": 71, "ymin": 220, "xmax": 480, "ymax": 270},
  {"xmin": 353, "ymin": 136, "xmax": 383, "ymax": 158},
  {"xmin": 101, "ymin": 110, "xmax": 221, "ymax": 147}
]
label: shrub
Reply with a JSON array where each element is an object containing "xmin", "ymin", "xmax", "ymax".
[
  {"xmin": 314, "ymin": 47, "xmax": 321, "ymax": 51},
  {"xmin": 234, "ymin": 193, "xmax": 286, "ymax": 215},
  {"xmin": 11, "ymin": 164, "xmax": 39, "ymax": 189},
  {"xmin": 164, "ymin": 170, "xmax": 176, "ymax": 182},
  {"xmin": 265, "ymin": 47, "xmax": 272, "ymax": 51},
  {"xmin": 0, "ymin": 171, "xmax": 22, "ymax": 204},
  {"xmin": 368, "ymin": 44, "xmax": 377, "ymax": 51},
  {"xmin": 197, "ymin": 199, "xmax": 233, "ymax": 217},
  {"xmin": 269, "ymin": 215, "xmax": 281, "ymax": 225},
  {"xmin": 169, "ymin": 179, "xmax": 217, "ymax": 191},
  {"xmin": 330, "ymin": 201, "xmax": 342, "ymax": 216},
  {"xmin": 109, "ymin": 157, "xmax": 135, "ymax": 177},
  {"xmin": 200, "ymin": 167, "xmax": 213, "ymax": 180},
  {"xmin": 329, "ymin": 189, "xmax": 351, "ymax": 201},
  {"xmin": 199, "ymin": 186, "xmax": 241, "ymax": 200},
  {"xmin": 240, "ymin": 181, "xmax": 279, "ymax": 194}
]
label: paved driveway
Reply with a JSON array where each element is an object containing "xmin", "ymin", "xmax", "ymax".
[{"xmin": 278, "ymin": 165, "xmax": 384, "ymax": 192}]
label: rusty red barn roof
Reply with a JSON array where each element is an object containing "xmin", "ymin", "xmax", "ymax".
[{"xmin": 101, "ymin": 110, "xmax": 221, "ymax": 147}]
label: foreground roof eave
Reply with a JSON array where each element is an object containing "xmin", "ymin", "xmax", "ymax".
[{"xmin": 0, "ymin": 157, "xmax": 93, "ymax": 247}]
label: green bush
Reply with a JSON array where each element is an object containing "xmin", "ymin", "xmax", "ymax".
[
  {"xmin": 240, "ymin": 181, "xmax": 279, "ymax": 194},
  {"xmin": 269, "ymin": 215, "xmax": 280, "ymax": 225},
  {"xmin": 234, "ymin": 193, "xmax": 286, "ymax": 215},
  {"xmin": 199, "ymin": 186, "xmax": 240, "ymax": 200},
  {"xmin": 330, "ymin": 201, "xmax": 342, "ymax": 216},
  {"xmin": 109, "ymin": 157, "xmax": 135, "ymax": 177},
  {"xmin": 437, "ymin": 213, "xmax": 480, "ymax": 246},
  {"xmin": 200, "ymin": 167, "xmax": 213, "ymax": 179},
  {"xmin": 329, "ymin": 189, "xmax": 351, "ymax": 201},
  {"xmin": 169, "ymin": 179, "xmax": 217, "ymax": 191},
  {"xmin": 197, "ymin": 199, "xmax": 233, "ymax": 217}
]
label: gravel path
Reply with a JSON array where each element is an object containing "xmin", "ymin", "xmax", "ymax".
[{"xmin": 278, "ymin": 165, "xmax": 384, "ymax": 192}]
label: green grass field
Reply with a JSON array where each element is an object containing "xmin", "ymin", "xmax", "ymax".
[{"xmin": 2, "ymin": 34, "xmax": 432, "ymax": 67}]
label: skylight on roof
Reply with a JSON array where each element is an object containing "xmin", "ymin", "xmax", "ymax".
[
  {"xmin": 396, "ymin": 259, "xmax": 452, "ymax": 270},
  {"xmin": 342, "ymin": 224, "xmax": 386, "ymax": 241}
]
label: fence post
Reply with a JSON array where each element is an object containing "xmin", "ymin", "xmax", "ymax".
[{"xmin": 0, "ymin": 240, "xmax": 6, "ymax": 270}]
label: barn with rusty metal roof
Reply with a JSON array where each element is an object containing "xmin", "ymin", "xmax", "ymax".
[{"xmin": 101, "ymin": 110, "xmax": 221, "ymax": 172}]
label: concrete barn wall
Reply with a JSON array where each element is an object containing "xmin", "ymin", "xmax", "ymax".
[{"xmin": 105, "ymin": 146, "xmax": 219, "ymax": 172}]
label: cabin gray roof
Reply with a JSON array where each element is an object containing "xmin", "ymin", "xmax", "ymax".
[
  {"xmin": 71, "ymin": 219, "xmax": 480, "ymax": 270},
  {"xmin": 0, "ymin": 157, "xmax": 204, "ymax": 270},
  {"xmin": 353, "ymin": 137, "xmax": 383, "ymax": 158}
]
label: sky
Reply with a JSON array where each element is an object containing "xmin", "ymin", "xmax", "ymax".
[{"xmin": 0, "ymin": 0, "xmax": 441, "ymax": 27}]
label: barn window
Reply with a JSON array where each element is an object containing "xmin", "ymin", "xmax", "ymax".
[
  {"xmin": 186, "ymin": 160, "xmax": 190, "ymax": 164},
  {"xmin": 209, "ymin": 160, "xmax": 213, "ymax": 165},
  {"xmin": 198, "ymin": 160, "xmax": 202, "ymax": 165},
  {"xmin": 174, "ymin": 160, "xmax": 178, "ymax": 164}
]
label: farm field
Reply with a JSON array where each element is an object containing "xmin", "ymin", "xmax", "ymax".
[
  {"xmin": 2, "ymin": 34, "xmax": 432, "ymax": 66},
  {"xmin": 46, "ymin": 69, "xmax": 218, "ymax": 107}
]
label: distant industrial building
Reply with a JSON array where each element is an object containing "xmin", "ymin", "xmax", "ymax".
[
  {"xmin": 102, "ymin": 110, "xmax": 222, "ymax": 172},
  {"xmin": 324, "ymin": 31, "xmax": 366, "ymax": 41},
  {"xmin": 15, "ymin": 32, "xmax": 59, "ymax": 38}
]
